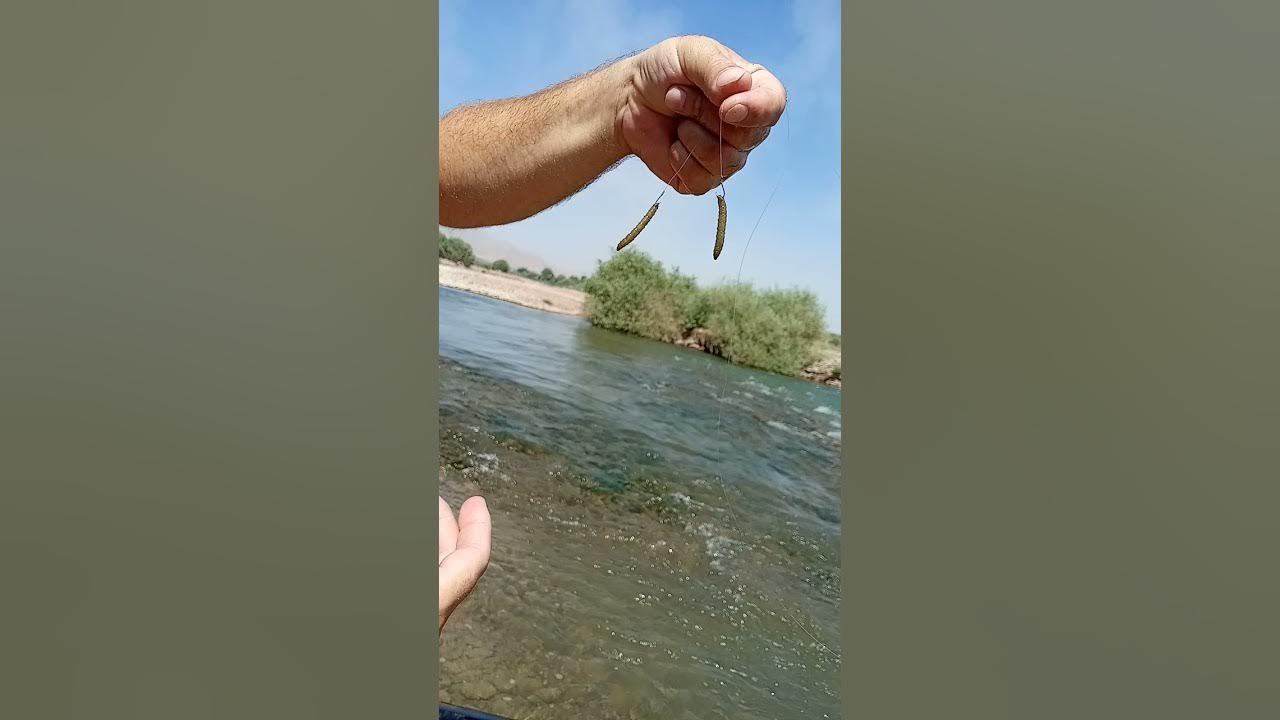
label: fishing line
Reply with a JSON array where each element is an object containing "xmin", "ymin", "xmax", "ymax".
[
  {"xmin": 609, "ymin": 78, "xmax": 840, "ymax": 663},
  {"xmin": 707, "ymin": 88, "xmax": 841, "ymax": 662},
  {"xmin": 616, "ymin": 146, "xmax": 698, "ymax": 252}
]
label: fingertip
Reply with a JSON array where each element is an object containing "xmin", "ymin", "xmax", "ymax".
[
  {"xmin": 665, "ymin": 86, "xmax": 689, "ymax": 114},
  {"xmin": 719, "ymin": 103, "xmax": 768, "ymax": 128},
  {"xmin": 719, "ymin": 90, "xmax": 783, "ymax": 128},
  {"xmin": 715, "ymin": 65, "xmax": 749, "ymax": 91}
]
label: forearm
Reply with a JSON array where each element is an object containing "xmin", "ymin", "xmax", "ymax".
[{"xmin": 440, "ymin": 57, "xmax": 636, "ymax": 228}]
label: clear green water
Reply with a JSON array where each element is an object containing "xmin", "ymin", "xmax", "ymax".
[{"xmin": 439, "ymin": 287, "xmax": 841, "ymax": 719}]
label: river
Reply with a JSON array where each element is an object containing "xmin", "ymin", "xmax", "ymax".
[{"xmin": 438, "ymin": 287, "xmax": 841, "ymax": 719}]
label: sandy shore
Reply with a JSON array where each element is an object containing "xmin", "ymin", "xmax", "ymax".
[{"xmin": 439, "ymin": 260, "xmax": 585, "ymax": 316}]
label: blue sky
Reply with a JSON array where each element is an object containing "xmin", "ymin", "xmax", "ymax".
[{"xmin": 440, "ymin": 0, "xmax": 841, "ymax": 330}]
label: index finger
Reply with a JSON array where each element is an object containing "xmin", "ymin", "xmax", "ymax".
[
  {"xmin": 718, "ymin": 65, "xmax": 786, "ymax": 129},
  {"xmin": 454, "ymin": 496, "xmax": 491, "ymax": 561}
]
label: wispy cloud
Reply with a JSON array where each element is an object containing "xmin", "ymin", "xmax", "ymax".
[
  {"xmin": 556, "ymin": 0, "xmax": 683, "ymax": 72},
  {"xmin": 438, "ymin": 1, "xmax": 471, "ymax": 106},
  {"xmin": 776, "ymin": 0, "xmax": 841, "ymax": 141}
]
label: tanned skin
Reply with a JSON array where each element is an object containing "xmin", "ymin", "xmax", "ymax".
[{"xmin": 439, "ymin": 35, "xmax": 787, "ymax": 229}]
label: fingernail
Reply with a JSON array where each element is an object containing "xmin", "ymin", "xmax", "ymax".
[
  {"xmin": 725, "ymin": 104, "xmax": 748, "ymax": 123},
  {"xmin": 669, "ymin": 87, "xmax": 689, "ymax": 112},
  {"xmin": 716, "ymin": 66, "xmax": 746, "ymax": 89}
]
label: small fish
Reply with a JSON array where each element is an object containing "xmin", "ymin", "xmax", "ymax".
[
  {"xmin": 617, "ymin": 201, "xmax": 660, "ymax": 251},
  {"xmin": 713, "ymin": 193, "xmax": 727, "ymax": 259}
]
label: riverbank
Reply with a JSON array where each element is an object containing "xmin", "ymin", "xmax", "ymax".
[
  {"xmin": 438, "ymin": 260, "xmax": 841, "ymax": 388},
  {"xmin": 438, "ymin": 260, "xmax": 584, "ymax": 316}
]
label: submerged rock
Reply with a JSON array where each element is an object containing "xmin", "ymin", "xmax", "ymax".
[
  {"xmin": 461, "ymin": 679, "xmax": 498, "ymax": 701},
  {"xmin": 532, "ymin": 686, "xmax": 563, "ymax": 703}
]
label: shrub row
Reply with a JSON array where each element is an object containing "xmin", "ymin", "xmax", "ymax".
[
  {"xmin": 438, "ymin": 233, "xmax": 584, "ymax": 288},
  {"xmin": 583, "ymin": 252, "xmax": 827, "ymax": 376},
  {"xmin": 438, "ymin": 232, "xmax": 475, "ymax": 267}
]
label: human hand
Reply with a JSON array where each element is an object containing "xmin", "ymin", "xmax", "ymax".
[
  {"xmin": 439, "ymin": 495, "xmax": 491, "ymax": 635},
  {"xmin": 619, "ymin": 35, "xmax": 787, "ymax": 196}
]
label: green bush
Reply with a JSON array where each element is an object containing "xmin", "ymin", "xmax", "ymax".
[
  {"xmin": 490, "ymin": 259, "xmax": 510, "ymax": 273},
  {"xmin": 438, "ymin": 233, "xmax": 475, "ymax": 267},
  {"xmin": 510, "ymin": 264, "xmax": 580, "ymax": 286},
  {"xmin": 548, "ymin": 274, "xmax": 587, "ymax": 291},
  {"xmin": 584, "ymin": 252, "xmax": 698, "ymax": 343},
  {"xmin": 693, "ymin": 283, "xmax": 825, "ymax": 375},
  {"xmin": 583, "ymin": 251, "xmax": 827, "ymax": 376}
]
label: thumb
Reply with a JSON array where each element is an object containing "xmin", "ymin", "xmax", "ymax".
[{"xmin": 675, "ymin": 36, "xmax": 752, "ymax": 106}]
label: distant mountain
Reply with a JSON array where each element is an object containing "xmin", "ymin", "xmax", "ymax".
[{"xmin": 439, "ymin": 226, "xmax": 550, "ymax": 273}]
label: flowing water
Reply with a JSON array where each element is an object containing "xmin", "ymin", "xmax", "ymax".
[{"xmin": 438, "ymin": 287, "xmax": 841, "ymax": 719}]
